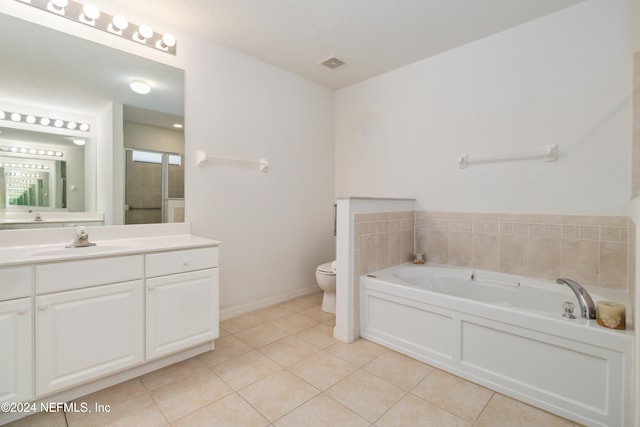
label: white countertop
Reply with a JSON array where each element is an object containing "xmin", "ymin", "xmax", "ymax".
[{"xmin": 0, "ymin": 223, "xmax": 220, "ymax": 266}]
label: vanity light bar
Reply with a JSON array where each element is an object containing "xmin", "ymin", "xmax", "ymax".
[
  {"xmin": 0, "ymin": 146, "xmax": 63, "ymax": 158},
  {"xmin": 1, "ymin": 162, "xmax": 50, "ymax": 170},
  {"xmin": 16, "ymin": 0, "xmax": 177, "ymax": 55},
  {"xmin": 5, "ymin": 172, "xmax": 42, "ymax": 178},
  {"xmin": 0, "ymin": 110, "xmax": 90, "ymax": 133}
]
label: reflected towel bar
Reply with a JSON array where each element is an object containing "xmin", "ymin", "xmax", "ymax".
[
  {"xmin": 458, "ymin": 144, "xmax": 557, "ymax": 169},
  {"xmin": 196, "ymin": 150, "xmax": 269, "ymax": 172}
]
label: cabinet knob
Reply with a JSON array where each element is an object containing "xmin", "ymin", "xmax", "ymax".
[
  {"xmin": 148, "ymin": 284, "xmax": 155, "ymax": 291},
  {"xmin": 17, "ymin": 307, "xmax": 28, "ymax": 315},
  {"xmin": 38, "ymin": 304, "xmax": 48, "ymax": 311},
  {"xmin": 182, "ymin": 259, "xmax": 190, "ymax": 266}
]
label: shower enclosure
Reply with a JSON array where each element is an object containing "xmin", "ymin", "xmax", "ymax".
[{"xmin": 124, "ymin": 149, "xmax": 184, "ymax": 224}]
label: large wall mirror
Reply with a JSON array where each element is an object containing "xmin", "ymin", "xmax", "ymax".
[{"xmin": 0, "ymin": 12, "xmax": 184, "ymax": 229}]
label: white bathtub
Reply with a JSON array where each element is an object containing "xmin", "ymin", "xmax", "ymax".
[{"xmin": 359, "ymin": 263, "xmax": 634, "ymax": 427}]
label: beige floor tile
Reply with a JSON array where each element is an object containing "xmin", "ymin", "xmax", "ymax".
[
  {"xmin": 412, "ymin": 370, "xmax": 493, "ymax": 423},
  {"xmin": 239, "ymin": 370, "xmax": 320, "ymax": 422},
  {"xmin": 301, "ymin": 306, "xmax": 336, "ymax": 323},
  {"xmin": 259, "ymin": 336, "xmax": 320, "ymax": 367},
  {"xmin": 364, "ymin": 351, "xmax": 433, "ymax": 391},
  {"xmin": 198, "ymin": 335, "xmax": 252, "ymax": 366},
  {"xmin": 376, "ymin": 393, "xmax": 470, "ymax": 427},
  {"xmin": 252, "ymin": 304, "xmax": 295, "ymax": 322},
  {"xmin": 150, "ymin": 368, "xmax": 233, "ymax": 421},
  {"xmin": 220, "ymin": 312, "xmax": 264, "ymax": 334},
  {"xmin": 211, "ymin": 351, "xmax": 281, "ymax": 390},
  {"xmin": 67, "ymin": 378, "xmax": 147, "ymax": 423},
  {"xmin": 475, "ymin": 394, "xmax": 574, "ymax": 427},
  {"xmin": 140, "ymin": 357, "xmax": 206, "ymax": 391},
  {"xmin": 218, "ymin": 326, "xmax": 231, "ymax": 338},
  {"xmin": 326, "ymin": 338, "xmax": 387, "ymax": 367},
  {"xmin": 275, "ymin": 394, "xmax": 369, "ymax": 427},
  {"xmin": 296, "ymin": 323, "xmax": 338, "ymax": 348},
  {"xmin": 284, "ymin": 293, "xmax": 323, "ymax": 313},
  {"xmin": 67, "ymin": 393, "xmax": 168, "ymax": 427},
  {"xmin": 323, "ymin": 317, "xmax": 336, "ymax": 328},
  {"xmin": 325, "ymin": 370, "xmax": 405, "ymax": 423},
  {"xmin": 288, "ymin": 351, "xmax": 358, "ymax": 390},
  {"xmin": 270, "ymin": 313, "xmax": 318, "ymax": 334},
  {"xmin": 4, "ymin": 411, "xmax": 67, "ymax": 427},
  {"xmin": 234, "ymin": 323, "xmax": 290, "ymax": 348},
  {"xmin": 171, "ymin": 393, "xmax": 269, "ymax": 427}
]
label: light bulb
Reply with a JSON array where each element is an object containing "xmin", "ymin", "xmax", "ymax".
[
  {"xmin": 73, "ymin": 139, "xmax": 86, "ymax": 146},
  {"xmin": 54, "ymin": 120, "xmax": 64, "ymax": 128},
  {"xmin": 47, "ymin": 0, "xmax": 68, "ymax": 14},
  {"xmin": 134, "ymin": 24, "xmax": 153, "ymax": 42},
  {"xmin": 40, "ymin": 117, "xmax": 50, "ymax": 126},
  {"xmin": 11, "ymin": 113, "xmax": 21, "ymax": 122},
  {"xmin": 157, "ymin": 33, "xmax": 176, "ymax": 50},
  {"xmin": 0, "ymin": 111, "xmax": 5, "ymax": 120},
  {"xmin": 66, "ymin": 121, "xmax": 77, "ymax": 130},
  {"xmin": 109, "ymin": 15, "xmax": 129, "ymax": 34},
  {"xmin": 79, "ymin": 123, "xmax": 90, "ymax": 131},
  {"xmin": 86, "ymin": 7, "xmax": 99, "ymax": 19},
  {"xmin": 81, "ymin": 4, "xmax": 100, "ymax": 21},
  {"xmin": 26, "ymin": 115, "xmax": 36, "ymax": 124}
]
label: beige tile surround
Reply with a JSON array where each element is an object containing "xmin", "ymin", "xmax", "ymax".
[
  {"xmin": 354, "ymin": 209, "xmax": 633, "ymax": 300},
  {"xmin": 415, "ymin": 211, "xmax": 631, "ymax": 291}
]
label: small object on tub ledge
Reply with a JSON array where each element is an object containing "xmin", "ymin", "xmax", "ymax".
[
  {"xmin": 413, "ymin": 252, "xmax": 425, "ymax": 264},
  {"xmin": 596, "ymin": 301, "xmax": 626, "ymax": 330}
]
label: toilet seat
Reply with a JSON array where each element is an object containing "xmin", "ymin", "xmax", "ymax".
[{"xmin": 317, "ymin": 262, "xmax": 335, "ymax": 275}]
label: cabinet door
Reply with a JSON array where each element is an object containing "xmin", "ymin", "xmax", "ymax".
[
  {"xmin": 0, "ymin": 298, "xmax": 33, "ymax": 403},
  {"xmin": 36, "ymin": 281, "xmax": 144, "ymax": 396},
  {"xmin": 146, "ymin": 268, "xmax": 219, "ymax": 360}
]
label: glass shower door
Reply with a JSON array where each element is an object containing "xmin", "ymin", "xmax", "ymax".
[{"xmin": 125, "ymin": 149, "xmax": 184, "ymax": 224}]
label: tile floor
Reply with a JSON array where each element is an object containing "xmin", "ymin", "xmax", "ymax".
[{"xmin": 7, "ymin": 292, "xmax": 584, "ymax": 427}]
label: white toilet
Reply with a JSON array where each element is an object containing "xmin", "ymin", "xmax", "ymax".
[{"xmin": 315, "ymin": 261, "xmax": 336, "ymax": 313}]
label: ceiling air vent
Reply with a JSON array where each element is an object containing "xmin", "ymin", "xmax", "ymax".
[{"xmin": 320, "ymin": 56, "xmax": 345, "ymax": 69}]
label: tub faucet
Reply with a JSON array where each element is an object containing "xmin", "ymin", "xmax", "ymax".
[
  {"xmin": 66, "ymin": 226, "xmax": 96, "ymax": 248},
  {"xmin": 556, "ymin": 278, "xmax": 596, "ymax": 319}
]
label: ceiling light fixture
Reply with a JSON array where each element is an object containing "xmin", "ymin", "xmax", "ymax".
[
  {"xmin": 73, "ymin": 138, "xmax": 86, "ymax": 146},
  {"xmin": 130, "ymin": 80, "xmax": 151, "ymax": 95},
  {"xmin": 172, "ymin": 123, "xmax": 183, "ymax": 129},
  {"xmin": 16, "ymin": 0, "xmax": 177, "ymax": 55},
  {"xmin": 0, "ymin": 109, "xmax": 91, "ymax": 133}
]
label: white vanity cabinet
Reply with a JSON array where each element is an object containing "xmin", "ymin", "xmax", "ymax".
[
  {"xmin": 35, "ymin": 256, "xmax": 145, "ymax": 395},
  {"xmin": 145, "ymin": 247, "xmax": 219, "ymax": 360},
  {"xmin": 0, "ymin": 266, "xmax": 33, "ymax": 404}
]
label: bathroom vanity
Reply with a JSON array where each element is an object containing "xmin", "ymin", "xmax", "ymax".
[{"xmin": 0, "ymin": 223, "xmax": 220, "ymax": 424}]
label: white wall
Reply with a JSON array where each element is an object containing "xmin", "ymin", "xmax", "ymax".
[
  {"xmin": 182, "ymin": 37, "xmax": 335, "ymax": 313},
  {"xmin": 336, "ymin": 0, "xmax": 632, "ymax": 216}
]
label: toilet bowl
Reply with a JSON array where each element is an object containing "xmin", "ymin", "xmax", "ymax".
[{"xmin": 315, "ymin": 261, "xmax": 336, "ymax": 314}]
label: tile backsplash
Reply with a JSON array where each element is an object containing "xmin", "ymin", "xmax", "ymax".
[{"xmin": 415, "ymin": 211, "xmax": 631, "ymax": 291}]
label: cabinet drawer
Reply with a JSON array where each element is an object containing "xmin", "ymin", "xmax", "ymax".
[
  {"xmin": 0, "ymin": 266, "xmax": 32, "ymax": 301},
  {"xmin": 146, "ymin": 247, "xmax": 218, "ymax": 278},
  {"xmin": 36, "ymin": 255, "xmax": 144, "ymax": 294}
]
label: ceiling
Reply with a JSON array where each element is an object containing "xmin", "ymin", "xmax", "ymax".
[{"xmin": 109, "ymin": 0, "xmax": 584, "ymax": 89}]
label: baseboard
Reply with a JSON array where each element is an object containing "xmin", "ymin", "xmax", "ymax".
[{"xmin": 219, "ymin": 285, "xmax": 320, "ymax": 320}]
